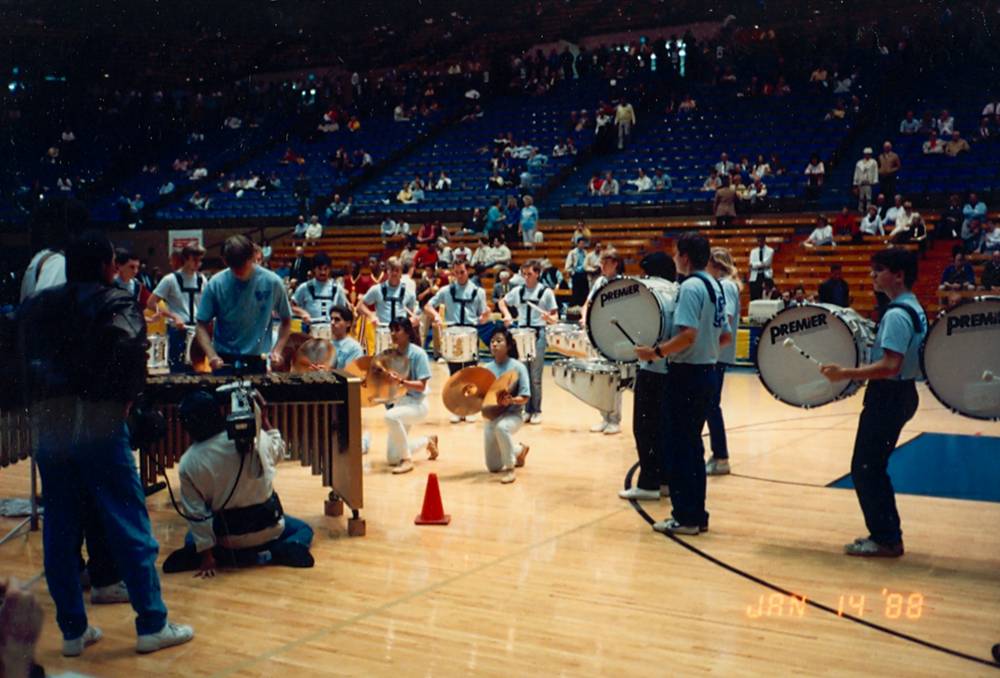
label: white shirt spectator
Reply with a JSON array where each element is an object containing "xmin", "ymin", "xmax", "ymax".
[
  {"xmin": 853, "ymin": 157, "xmax": 878, "ymax": 186},
  {"xmin": 380, "ymin": 218, "xmax": 398, "ymax": 238},
  {"xmin": 805, "ymin": 224, "xmax": 835, "ymax": 247},
  {"xmin": 859, "ymin": 212, "xmax": 884, "ymax": 236},
  {"xmin": 982, "ymin": 101, "xmax": 1000, "ymax": 117},
  {"xmin": 628, "ymin": 173, "xmax": 653, "ymax": 192},
  {"xmin": 452, "ymin": 245, "xmax": 472, "ymax": 262},
  {"xmin": 748, "ymin": 245, "xmax": 774, "ymax": 281}
]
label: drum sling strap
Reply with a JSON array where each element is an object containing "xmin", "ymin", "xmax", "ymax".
[
  {"xmin": 381, "ymin": 282, "xmax": 405, "ymax": 320},
  {"xmin": 174, "ymin": 271, "xmax": 204, "ymax": 323},
  {"xmin": 308, "ymin": 280, "xmax": 336, "ymax": 320},
  {"xmin": 519, "ymin": 286, "xmax": 546, "ymax": 328},
  {"xmin": 450, "ymin": 283, "xmax": 475, "ymax": 326},
  {"xmin": 880, "ymin": 302, "xmax": 925, "ymax": 334}
]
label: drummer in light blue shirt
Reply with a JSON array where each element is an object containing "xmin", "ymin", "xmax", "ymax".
[
  {"xmin": 704, "ymin": 247, "xmax": 742, "ymax": 477},
  {"xmin": 498, "ymin": 259, "xmax": 557, "ymax": 425},
  {"xmin": 360, "ymin": 256, "xmax": 418, "ymax": 326},
  {"xmin": 480, "ymin": 328, "xmax": 532, "ymax": 484},
  {"xmin": 635, "ymin": 233, "xmax": 730, "ymax": 535},
  {"xmin": 196, "ymin": 235, "xmax": 292, "ymax": 374},
  {"xmin": 820, "ymin": 248, "xmax": 926, "ymax": 557},
  {"xmin": 290, "ymin": 252, "xmax": 348, "ymax": 324}
]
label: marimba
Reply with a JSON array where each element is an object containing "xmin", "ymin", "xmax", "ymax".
[{"xmin": 142, "ymin": 370, "xmax": 366, "ymax": 535}]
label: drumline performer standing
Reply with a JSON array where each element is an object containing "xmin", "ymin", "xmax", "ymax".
[
  {"xmin": 704, "ymin": 247, "xmax": 742, "ymax": 476},
  {"xmin": 480, "ymin": 328, "xmax": 532, "ymax": 483},
  {"xmin": 618, "ymin": 252, "xmax": 677, "ymax": 501},
  {"xmin": 382, "ymin": 318, "xmax": 439, "ymax": 474},
  {"xmin": 498, "ymin": 259, "xmax": 558, "ymax": 425},
  {"xmin": 580, "ymin": 247, "xmax": 626, "ymax": 434},
  {"xmin": 359, "ymin": 256, "xmax": 418, "ymax": 327},
  {"xmin": 635, "ymin": 233, "xmax": 730, "ymax": 535},
  {"xmin": 290, "ymin": 252, "xmax": 349, "ymax": 326},
  {"xmin": 819, "ymin": 248, "xmax": 926, "ymax": 557},
  {"xmin": 425, "ymin": 259, "xmax": 491, "ymax": 423},
  {"xmin": 147, "ymin": 244, "xmax": 207, "ymax": 373}
]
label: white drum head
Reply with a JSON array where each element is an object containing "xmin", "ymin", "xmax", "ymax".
[
  {"xmin": 586, "ymin": 277, "xmax": 671, "ymax": 363},
  {"xmin": 756, "ymin": 304, "xmax": 860, "ymax": 407},
  {"xmin": 921, "ymin": 297, "xmax": 1000, "ymax": 420}
]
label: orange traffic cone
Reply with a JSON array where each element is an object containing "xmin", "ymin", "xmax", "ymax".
[{"xmin": 415, "ymin": 473, "xmax": 451, "ymax": 525}]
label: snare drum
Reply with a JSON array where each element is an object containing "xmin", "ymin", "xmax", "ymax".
[
  {"xmin": 552, "ymin": 359, "xmax": 635, "ymax": 412},
  {"xmin": 586, "ymin": 276, "xmax": 679, "ymax": 363},
  {"xmin": 183, "ymin": 328, "xmax": 211, "ymax": 373},
  {"xmin": 146, "ymin": 334, "xmax": 169, "ymax": 375},
  {"xmin": 309, "ymin": 322, "xmax": 332, "ymax": 340},
  {"xmin": 510, "ymin": 328, "xmax": 537, "ymax": 361},
  {"xmin": 442, "ymin": 326, "xmax": 478, "ymax": 363},
  {"xmin": 921, "ymin": 296, "xmax": 1000, "ymax": 420},
  {"xmin": 374, "ymin": 326, "xmax": 394, "ymax": 355},
  {"xmin": 756, "ymin": 303, "xmax": 875, "ymax": 408}
]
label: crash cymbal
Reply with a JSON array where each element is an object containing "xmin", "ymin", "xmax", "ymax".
[
  {"xmin": 442, "ymin": 366, "xmax": 495, "ymax": 416},
  {"xmin": 373, "ymin": 349, "xmax": 409, "ymax": 378},
  {"xmin": 482, "ymin": 370, "xmax": 520, "ymax": 421},
  {"xmin": 345, "ymin": 355, "xmax": 398, "ymax": 407},
  {"xmin": 290, "ymin": 337, "xmax": 336, "ymax": 373},
  {"xmin": 276, "ymin": 332, "xmax": 312, "ymax": 373}
]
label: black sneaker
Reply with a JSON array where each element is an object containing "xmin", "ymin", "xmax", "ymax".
[{"xmin": 270, "ymin": 543, "xmax": 315, "ymax": 568}]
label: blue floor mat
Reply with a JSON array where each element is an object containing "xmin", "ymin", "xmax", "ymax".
[{"xmin": 828, "ymin": 433, "xmax": 1000, "ymax": 503}]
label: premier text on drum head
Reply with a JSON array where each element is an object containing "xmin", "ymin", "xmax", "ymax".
[{"xmin": 768, "ymin": 313, "xmax": 828, "ymax": 344}]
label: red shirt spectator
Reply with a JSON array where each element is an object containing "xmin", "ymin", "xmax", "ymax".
[
  {"xmin": 832, "ymin": 208, "xmax": 858, "ymax": 237},
  {"xmin": 414, "ymin": 243, "xmax": 439, "ymax": 269},
  {"xmin": 416, "ymin": 222, "xmax": 440, "ymax": 244}
]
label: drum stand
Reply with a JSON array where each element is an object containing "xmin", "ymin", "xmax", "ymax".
[{"xmin": 0, "ymin": 456, "xmax": 40, "ymax": 546}]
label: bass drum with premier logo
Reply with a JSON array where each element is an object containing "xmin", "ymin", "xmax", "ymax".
[
  {"xmin": 921, "ymin": 296, "xmax": 1000, "ymax": 420},
  {"xmin": 756, "ymin": 303, "xmax": 875, "ymax": 408},
  {"xmin": 586, "ymin": 276, "xmax": 679, "ymax": 363}
]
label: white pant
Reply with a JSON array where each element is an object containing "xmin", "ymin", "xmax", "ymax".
[
  {"xmin": 484, "ymin": 411, "xmax": 524, "ymax": 472},
  {"xmin": 601, "ymin": 390, "xmax": 623, "ymax": 425},
  {"xmin": 384, "ymin": 396, "xmax": 429, "ymax": 464}
]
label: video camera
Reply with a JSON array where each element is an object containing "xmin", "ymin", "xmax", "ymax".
[{"xmin": 216, "ymin": 380, "xmax": 260, "ymax": 455}]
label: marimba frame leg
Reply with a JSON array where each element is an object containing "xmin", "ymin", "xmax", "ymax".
[
  {"xmin": 325, "ymin": 492, "xmax": 344, "ymax": 517},
  {"xmin": 348, "ymin": 510, "xmax": 366, "ymax": 537}
]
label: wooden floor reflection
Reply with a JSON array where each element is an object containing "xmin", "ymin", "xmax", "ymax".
[{"xmin": 1, "ymin": 368, "xmax": 998, "ymax": 676}]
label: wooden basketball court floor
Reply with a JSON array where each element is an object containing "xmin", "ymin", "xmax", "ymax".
[{"xmin": 1, "ymin": 367, "xmax": 998, "ymax": 676}]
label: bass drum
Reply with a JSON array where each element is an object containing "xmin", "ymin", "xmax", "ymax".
[
  {"xmin": 921, "ymin": 296, "xmax": 1000, "ymax": 420},
  {"xmin": 756, "ymin": 303, "xmax": 874, "ymax": 408},
  {"xmin": 586, "ymin": 276, "xmax": 678, "ymax": 363}
]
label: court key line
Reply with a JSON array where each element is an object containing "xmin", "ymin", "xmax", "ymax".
[
  {"xmin": 208, "ymin": 504, "xmax": 630, "ymax": 678},
  {"xmin": 622, "ymin": 463, "xmax": 1000, "ymax": 670}
]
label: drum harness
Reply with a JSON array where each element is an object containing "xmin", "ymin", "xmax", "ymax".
[
  {"xmin": 450, "ymin": 283, "xmax": 477, "ymax": 326},
  {"xmin": 173, "ymin": 271, "xmax": 205, "ymax": 325},
  {"xmin": 307, "ymin": 279, "xmax": 337, "ymax": 322},
  {"xmin": 381, "ymin": 282, "xmax": 406, "ymax": 321},
  {"xmin": 519, "ymin": 286, "xmax": 547, "ymax": 329}
]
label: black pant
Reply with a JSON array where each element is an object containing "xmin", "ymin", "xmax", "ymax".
[
  {"xmin": 447, "ymin": 360, "xmax": 477, "ymax": 376},
  {"xmin": 851, "ymin": 379, "xmax": 918, "ymax": 546},
  {"xmin": 570, "ymin": 271, "xmax": 590, "ymax": 307},
  {"xmin": 663, "ymin": 364, "xmax": 714, "ymax": 527},
  {"xmin": 749, "ymin": 278, "xmax": 763, "ymax": 301},
  {"xmin": 879, "ymin": 174, "xmax": 896, "ymax": 200},
  {"xmin": 633, "ymin": 369, "xmax": 670, "ymax": 490},
  {"xmin": 705, "ymin": 364, "xmax": 729, "ymax": 460}
]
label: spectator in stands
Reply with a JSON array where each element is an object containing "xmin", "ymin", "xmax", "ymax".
[
  {"xmin": 599, "ymin": 171, "xmax": 619, "ymax": 196},
  {"xmin": 899, "ymin": 110, "xmax": 921, "ymax": 135},
  {"xmin": 400, "ymin": 242, "xmax": 417, "ymax": 270},
  {"xmin": 883, "ymin": 194, "xmax": 905, "ymax": 228},
  {"xmin": 934, "ymin": 109, "xmax": 955, "ymax": 136},
  {"xmin": 786, "ymin": 285, "xmax": 809, "ymax": 308},
  {"xmin": 976, "ymin": 117, "xmax": 993, "ymax": 143},
  {"xmin": 487, "ymin": 167, "xmax": 507, "ymax": 190},
  {"xmin": 587, "ymin": 172, "xmax": 603, "ymax": 195},
  {"xmin": 760, "ymin": 277, "xmax": 780, "ymax": 301},
  {"xmin": 769, "ymin": 152, "xmax": 786, "ymax": 175},
  {"xmin": 452, "ymin": 241, "xmax": 472, "ymax": 263},
  {"xmin": 281, "ymin": 147, "xmax": 305, "ymax": 165},
  {"xmin": 293, "ymin": 173, "xmax": 311, "ymax": 212},
  {"xmin": 963, "ymin": 193, "xmax": 988, "ymax": 232},
  {"xmin": 678, "ymin": 94, "xmax": 697, "ymax": 113},
  {"xmin": 887, "ymin": 201, "xmax": 917, "ymax": 240},
  {"xmin": 713, "ymin": 177, "xmax": 737, "ymax": 227},
  {"xmin": 652, "ymin": 169, "xmax": 672, "ymax": 191},
  {"xmin": 414, "ymin": 240, "xmax": 439, "ymax": 270},
  {"xmin": 437, "ymin": 238, "xmax": 454, "ymax": 267},
  {"xmin": 158, "ymin": 180, "xmax": 175, "ymax": 196},
  {"xmin": 880, "ymin": 141, "xmax": 902, "ymax": 199},
  {"xmin": 324, "ymin": 195, "xmax": 345, "ymax": 222},
  {"xmin": 804, "ymin": 154, "xmax": 825, "ymax": 201},
  {"xmin": 487, "ymin": 236, "xmax": 512, "ymax": 270},
  {"xmin": 188, "ymin": 191, "xmax": 210, "ymax": 211},
  {"xmin": 853, "ymin": 147, "xmax": 878, "ymax": 212},
  {"xmin": 860, "ymin": 205, "xmax": 885, "ymax": 237},
  {"xmin": 939, "ymin": 193, "xmax": 963, "ymax": 239},
  {"xmin": 564, "ymin": 239, "xmax": 590, "ymax": 306},
  {"xmin": 304, "ymin": 215, "xmax": 323, "ymax": 240},
  {"xmin": 803, "ymin": 216, "xmax": 835, "ymax": 247},
  {"xmin": 615, "ymin": 99, "xmax": 636, "ymax": 149},
  {"xmin": 521, "ymin": 195, "xmax": 539, "ymax": 247},
  {"xmin": 293, "ymin": 216, "xmax": 308, "ymax": 240},
  {"xmin": 504, "ymin": 196, "xmax": 521, "ymax": 244},
  {"xmin": 944, "ymin": 130, "xmax": 970, "ymax": 156},
  {"xmin": 701, "ymin": 168, "xmax": 722, "ymax": 192},
  {"xmin": 627, "ymin": 168, "xmax": 653, "ymax": 193},
  {"xmin": 584, "ymin": 242, "xmax": 602, "ymax": 287},
  {"xmin": 962, "ymin": 217, "xmax": 984, "ymax": 253},
  {"xmin": 397, "ymin": 182, "xmax": 415, "ymax": 204},
  {"xmin": 752, "ymin": 154, "xmax": 771, "ymax": 180},
  {"xmin": 464, "ymin": 207, "xmax": 484, "ymax": 234},
  {"xmin": 981, "ymin": 249, "xmax": 1000, "ymax": 289},
  {"xmin": 939, "ymin": 248, "xmax": 976, "ymax": 290},
  {"xmin": 982, "ymin": 220, "xmax": 1000, "ymax": 253},
  {"xmin": 486, "ymin": 198, "xmax": 506, "ymax": 238},
  {"xmin": 832, "ymin": 206, "xmax": 858, "ymax": 238},
  {"xmin": 416, "ymin": 221, "xmax": 439, "ymax": 245},
  {"xmin": 818, "ymin": 264, "xmax": 851, "ymax": 307},
  {"xmin": 289, "ymin": 247, "xmax": 310, "ymax": 284},
  {"xmin": 380, "ymin": 217, "xmax": 399, "ymax": 242},
  {"xmin": 715, "ymin": 153, "xmax": 735, "ymax": 176},
  {"xmin": 571, "ymin": 221, "xmax": 591, "ymax": 245},
  {"xmin": 492, "ymin": 269, "xmax": 513, "ymax": 307},
  {"xmin": 922, "ymin": 130, "xmax": 945, "ymax": 154},
  {"xmin": 552, "ymin": 139, "xmax": 571, "ymax": 157},
  {"xmin": 920, "ymin": 110, "xmax": 935, "ymax": 134},
  {"xmin": 435, "ymin": 171, "xmax": 452, "ymax": 191}
]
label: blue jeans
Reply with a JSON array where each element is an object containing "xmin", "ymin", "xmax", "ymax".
[
  {"xmin": 34, "ymin": 403, "xmax": 167, "ymax": 639},
  {"xmin": 183, "ymin": 515, "xmax": 314, "ymax": 560},
  {"xmin": 705, "ymin": 364, "xmax": 729, "ymax": 460}
]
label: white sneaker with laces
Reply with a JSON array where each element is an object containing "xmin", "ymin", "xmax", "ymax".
[
  {"xmin": 603, "ymin": 424, "xmax": 621, "ymax": 435},
  {"xmin": 91, "ymin": 581, "xmax": 129, "ymax": 605},
  {"xmin": 652, "ymin": 519, "xmax": 702, "ymax": 535},
  {"xmin": 618, "ymin": 487, "xmax": 660, "ymax": 501},
  {"xmin": 136, "ymin": 621, "xmax": 195, "ymax": 654},
  {"xmin": 63, "ymin": 625, "xmax": 102, "ymax": 657},
  {"xmin": 449, "ymin": 414, "xmax": 462, "ymax": 424},
  {"xmin": 464, "ymin": 413, "xmax": 479, "ymax": 423},
  {"xmin": 529, "ymin": 413, "xmax": 542, "ymax": 425},
  {"xmin": 589, "ymin": 421, "xmax": 607, "ymax": 433},
  {"xmin": 705, "ymin": 458, "xmax": 731, "ymax": 475}
]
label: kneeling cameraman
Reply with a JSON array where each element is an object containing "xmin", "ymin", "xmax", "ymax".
[{"xmin": 162, "ymin": 390, "xmax": 314, "ymax": 576}]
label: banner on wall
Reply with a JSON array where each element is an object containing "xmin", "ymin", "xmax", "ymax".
[{"xmin": 167, "ymin": 229, "xmax": 203, "ymax": 253}]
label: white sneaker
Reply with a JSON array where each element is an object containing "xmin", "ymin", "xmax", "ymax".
[
  {"xmin": 91, "ymin": 581, "xmax": 129, "ymax": 605},
  {"xmin": 136, "ymin": 621, "xmax": 195, "ymax": 654},
  {"xmin": 589, "ymin": 421, "xmax": 607, "ymax": 433},
  {"xmin": 618, "ymin": 487, "xmax": 660, "ymax": 501},
  {"xmin": 529, "ymin": 413, "xmax": 542, "ymax": 425},
  {"xmin": 652, "ymin": 519, "xmax": 702, "ymax": 535},
  {"xmin": 603, "ymin": 424, "xmax": 621, "ymax": 435},
  {"xmin": 449, "ymin": 414, "xmax": 462, "ymax": 424},
  {"xmin": 391, "ymin": 459, "xmax": 414, "ymax": 474},
  {"xmin": 706, "ymin": 458, "xmax": 731, "ymax": 475},
  {"xmin": 500, "ymin": 469, "xmax": 516, "ymax": 484},
  {"xmin": 63, "ymin": 625, "xmax": 102, "ymax": 657},
  {"xmin": 464, "ymin": 413, "xmax": 479, "ymax": 423}
]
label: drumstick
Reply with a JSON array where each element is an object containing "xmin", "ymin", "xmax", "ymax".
[
  {"xmin": 609, "ymin": 317, "xmax": 636, "ymax": 346},
  {"xmin": 782, "ymin": 337, "xmax": 821, "ymax": 366}
]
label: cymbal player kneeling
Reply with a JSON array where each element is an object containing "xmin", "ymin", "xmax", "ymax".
[{"xmin": 162, "ymin": 390, "xmax": 315, "ymax": 576}]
